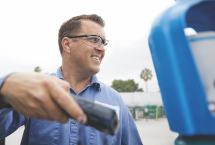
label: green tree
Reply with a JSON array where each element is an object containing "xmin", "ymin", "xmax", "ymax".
[
  {"xmin": 34, "ymin": 66, "xmax": 42, "ymax": 73},
  {"xmin": 140, "ymin": 68, "xmax": 153, "ymax": 92},
  {"xmin": 111, "ymin": 79, "xmax": 143, "ymax": 93},
  {"xmin": 137, "ymin": 88, "xmax": 144, "ymax": 92}
]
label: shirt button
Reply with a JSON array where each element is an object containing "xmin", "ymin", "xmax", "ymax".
[{"xmin": 73, "ymin": 121, "xmax": 76, "ymax": 124}]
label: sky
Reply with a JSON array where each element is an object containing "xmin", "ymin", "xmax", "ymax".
[{"xmin": 0, "ymin": 0, "xmax": 176, "ymax": 92}]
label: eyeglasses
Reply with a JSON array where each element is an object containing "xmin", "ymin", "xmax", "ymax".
[{"xmin": 68, "ymin": 35, "xmax": 109, "ymax": 50}]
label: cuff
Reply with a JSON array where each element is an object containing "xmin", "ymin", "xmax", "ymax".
[{"xmin": 0, "ymin": 73, "xmax": 14, "ymax": 92}]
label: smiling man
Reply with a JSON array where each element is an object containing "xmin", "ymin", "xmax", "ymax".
[{"xmin": 0, "ymin": 14, "xmax": 143, "ymax": 145}]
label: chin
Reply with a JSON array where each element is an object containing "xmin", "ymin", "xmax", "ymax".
[{"xmin": 91, "ymin": 67, "xmax": 100, "ymax": 75}]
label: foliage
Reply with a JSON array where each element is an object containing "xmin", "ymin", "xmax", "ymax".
[
  {"xmin": 111, "ymin": 79, "xmax": 143, "ymax": 93},
  {"xmin": 34, "ymin": 66, "xmax": 42, "ymax": 73},
  {"xmin": 140, "ymin": 68, "xmax": 153, "ymax": 82},
  {"xmin": 137, "ymin": 88, "xmax": 144, "ymax": 92},
  {"xmin": 140, "ymin": 68, "xmax": 153, "ymax": 92}
]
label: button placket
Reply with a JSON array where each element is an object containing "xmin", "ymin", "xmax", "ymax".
[{"xmin": 70, "ymin": 119, "xmax": 78, "ymax": 144}]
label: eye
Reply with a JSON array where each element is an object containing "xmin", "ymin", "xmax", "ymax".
[{"xmin": 87, "ymin": 37, "xmax": 100, "ymax": 43}]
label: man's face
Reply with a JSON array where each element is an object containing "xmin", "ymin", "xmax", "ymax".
[{"xmin": 69, "ymin": 20, "xmax": 106, "ymax": 76}]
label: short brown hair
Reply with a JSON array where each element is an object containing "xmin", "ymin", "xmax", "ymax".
[{"xmin": 58, "ymin": 14, "xmax": 105, "ymax": 55}]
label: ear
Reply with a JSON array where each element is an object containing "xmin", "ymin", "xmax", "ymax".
[{"xmin": 62, "ymin": 37, "xmax": 72, "ymax": 54}]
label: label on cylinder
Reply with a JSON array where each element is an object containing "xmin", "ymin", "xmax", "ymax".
[{"xmin": 189, "ymin": 31, "xmax": 215, "ymax": 113}]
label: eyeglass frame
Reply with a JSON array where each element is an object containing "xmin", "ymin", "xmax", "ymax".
[{"xmin": 67, "ymin": 35, "xmax": 109, "ymax": 47}]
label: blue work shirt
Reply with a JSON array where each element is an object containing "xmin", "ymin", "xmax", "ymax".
[{"xmin": 0, "ymin": 67, "xmax": 143, "ymax": 145}]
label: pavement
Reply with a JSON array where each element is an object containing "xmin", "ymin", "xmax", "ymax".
[
  {"xmin": 136, "ymin": 118, "xmax": 178, "ymax": 145},
  {"xmin": 5, "ymin": 118, "xmax": 178, "ymax": 145}
]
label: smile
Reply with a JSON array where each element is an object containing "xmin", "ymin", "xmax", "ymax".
[{"xmin": 92, "ymin": 56, "xmax": 99, "ymax": 60}]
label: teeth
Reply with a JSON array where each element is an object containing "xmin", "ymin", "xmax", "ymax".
[{"xmin": 93, "ymin": 57, "xmax": 99, "ymax": 60}]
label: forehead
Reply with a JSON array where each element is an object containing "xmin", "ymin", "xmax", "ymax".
[{"xmin": 79, "ymin": 20, "xmax": 106, "ymax": 39}]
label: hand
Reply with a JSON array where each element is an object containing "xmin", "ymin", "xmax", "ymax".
[{"xmin": 0, "ymin": 73, "xmax": 87, "ymax": 124}]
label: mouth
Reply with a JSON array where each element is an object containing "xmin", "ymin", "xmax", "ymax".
[{"xmin": 92, "ymin": 56, "xmax": 100, "ymax": 61}]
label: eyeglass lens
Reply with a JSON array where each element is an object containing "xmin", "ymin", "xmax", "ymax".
[{"xmin": 84, "ymin": 36, "xmax": 108, "ymax": 50}]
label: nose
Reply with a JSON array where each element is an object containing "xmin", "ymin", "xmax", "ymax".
[{"xmin": 95, "ymin": 44, "xmax": 105, "ymax": 52}]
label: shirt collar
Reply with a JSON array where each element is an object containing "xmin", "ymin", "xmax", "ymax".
[
  {"xmin": 56, "ymin": 66, "xmax": 65, "ymax": 80},
  {"xmin": 56, "ymin": 66, "xmax": 101, "ymax": 91}
]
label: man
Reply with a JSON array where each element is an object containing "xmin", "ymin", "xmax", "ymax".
[{"xmin": 0, "ymin": 14, "xmax": 143, "ymax": 145}]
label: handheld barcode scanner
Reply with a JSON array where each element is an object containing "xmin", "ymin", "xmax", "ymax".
[
  {"xmin": 67, "ymin": 95, "xmax": 120, "ymax": 135},
  {"xmin": 148, "ymin": 0, "xmax": 215, "ymax": 144}
]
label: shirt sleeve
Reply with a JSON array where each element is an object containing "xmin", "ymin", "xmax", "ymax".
[
  {"xmin": 0, "ymin": 74, "xmax": 26, "ymax": 140},
  {"xmin": 0, "ymin": 73, "xmax": 12, "ymax": 90},
  {"xmin": 121, "ymin": 102, "xmax": 143, "ymax": 145}
]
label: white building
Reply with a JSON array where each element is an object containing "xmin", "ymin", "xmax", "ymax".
[{"xmin": 119, "ymin": 92, "xmax": 163, "ymax": 107}]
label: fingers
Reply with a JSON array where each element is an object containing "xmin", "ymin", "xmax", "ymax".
[
  {"xmin": 25, "ymin": 80, "xmax": 69, "ymax": 123},
  {"xmin": 8, "ymin": 95, "xmax": 53, "ymax": 121},
  {"xmin": 39, "ymin": 91, "xmax": 69, "ymax": 123},
  {"xmin": 1, "ymin": 73, "xmax": 87, "ymax": 124},
  {"xmin": 46, "ymin": 81, "xmax": 87, "ymax": 124}
]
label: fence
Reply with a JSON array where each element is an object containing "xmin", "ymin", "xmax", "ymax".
[{"xmin": 128, "ymin": 105, "xmax": 166, "ymax": 120}]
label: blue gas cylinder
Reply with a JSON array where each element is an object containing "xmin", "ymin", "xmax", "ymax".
[{"xmin": 148, "ymin": 0, "xmax": 215, "ymax": 136}]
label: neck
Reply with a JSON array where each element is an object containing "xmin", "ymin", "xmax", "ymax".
[{"xmin": 61, "ymin": 64, "xmax": 92, "ymax": 94}]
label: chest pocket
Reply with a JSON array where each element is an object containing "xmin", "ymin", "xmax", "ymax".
[
  {"xmin": 85, "ymin": 127, "xmax": 115, "ymax": 145},
  {"xmin": 28, "ymin": 118, "xmax": 60, "ymax": 145}
]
